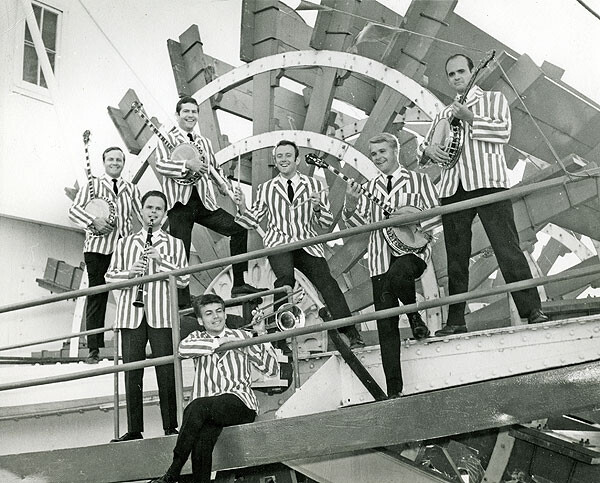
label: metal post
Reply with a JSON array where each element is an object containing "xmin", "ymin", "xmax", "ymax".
[
  {"xmin": 168, "ymin": 275, "xmax": 184, "ymax": 427},
  {"xmin": 286, "ymin": 287, "xmax": 301, "ymax": 389},
  {"xmin": 112, "ymin": 328, "xmax": 120, "ymax": 439}
]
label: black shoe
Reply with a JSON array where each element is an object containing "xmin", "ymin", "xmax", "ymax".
[
  {"xmin": 110, "ymin": 431, "xmax": 143, "ymax": 443},
  {"xmin": 164, "ymin": 428, "xmax": 178, "ymax": 436},
  {"xmin": 408, "ymin": 313, "xmax": 430, "ymax": 340},
  {"xmin": 231, "ymin": 283, "xmax": 268, "ymax": 297},
  {"xmin": 148, "ymin": 474, "xmax": 177, "ymax": 483},
  {"xmin": 528, "ymin": 308, "xmax": 549, "ymax": 324},
  {"xmin": 387, "ymin": 391, "xmax": 402, "ymax": 399},
  {"xmin": 348, "ymin": 333, "xmax": 365, "ymax": 349},
  {"xmin": 85, "ymin": 349, "xmax": 100, "ymax": 364},
  {"xmin": 435, "ymin": 324, "xmax": 467, "ymax": 336}
]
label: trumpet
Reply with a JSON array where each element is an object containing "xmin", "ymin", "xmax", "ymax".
[
  {"xmin": 132, "ymin": 220, "xmax": 153, "ymax": 308},
  {"xmin": 245, "ymin": 303, "xmax": 305, "ymax": 332}
]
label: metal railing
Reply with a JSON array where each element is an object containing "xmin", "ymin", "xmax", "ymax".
[{"xmin": 0, "ymin": 172, "xmax": 598, "ymax": 434}]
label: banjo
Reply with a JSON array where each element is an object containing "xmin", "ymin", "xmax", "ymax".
[
  {"xmin": 131, "ymin": 101, "xmax": 234, "ymax": 197},
  {"xmin": 82, "ymin": 130, "xmax": 116, "ymax": 236},
  {"xmin": 305, "ymin": 154, "xmax": 430, "ymax": 255},
  {"xmin": 426, "ymin": 50, "xmax": 496, "ymax": 169}
]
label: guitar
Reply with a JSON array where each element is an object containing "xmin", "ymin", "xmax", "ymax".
[
  {"xmin": 82, "ymin": 130, "xmax": 116, "ymax": 236},
  {"xmin": 305, "ymin": 153, "xmax": 430, "ymax": 255},
  {"xmin": 423, "ymin": 50, "xmax": 496, "ymax": 169},
  {"xmin": 131, "ymin": 101, "xmax": 234, "ymax": 199}
]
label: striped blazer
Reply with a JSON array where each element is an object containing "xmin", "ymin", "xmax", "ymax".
[
  {"xmin": 235, "ymin": 174, "xmax": 333, "ymax": 258},
  {"xmin": 343, "ymin": 167, "xmax": 440, "ymax": 277},
  {"xmin": 155, "ymin": 126, "xmax": 226, "ymax": 211},
  {"xmin": 68, "ymin": 174, "xmax": 141, "ymax": 255},
  {"xmin": 418, "ymin": 86, "xmax": 512, "ymax": 198},
  {"xmin": 105, "ymin": 229, "xmax": 189, "ymax": 329},
  {"xmin": 179, "ymin": 327, "xmax": 279, "ymax": 412}
]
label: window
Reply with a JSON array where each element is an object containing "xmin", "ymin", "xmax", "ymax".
[{"xmin": 22, "ymin": 2, "xmax": 60, "ymax": 88}]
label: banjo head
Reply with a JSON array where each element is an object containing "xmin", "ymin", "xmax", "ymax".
[
  {"xmin": 171, "ymin": 142, "xmax": 200, "ymax": 161},
  {"xmin": 384, "ymin": 205, "xmax": 429, "ymax": 254},
  {"xmin": 85, "ymin": 198, "xmax": 112, "ymax": 218}
]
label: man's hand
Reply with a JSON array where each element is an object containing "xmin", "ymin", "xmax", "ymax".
[
  {"xmin": 145, "ymin": 246, "xmax": 161, "ymax": 264},
  {"xmin": 250, "ymin": 309, "xmax": 267, "ymax": 336},
  {"xmin": 309, "ymin": 191, "xmax": 322, "ymax": 213},
  {"xmin": 424, "ymin": 144, "xmax": 451, "ymax": 165},
  {"xmin": 450, "ymin": 100, "xmax": 474, "ymax": 123},
  {"xmin": 128, "ymin": 259, "xmax": 146, "ymax": 278},
  {"xmin": 185, "ymin": 157, "xmax": 209, "ymax": 175},
  {"xmin": 91, "ymin": 217, "xmax": 114, "ymax": 235},
  {"xmin": 233, "ymin": 187, "xmax": 246, "ymax": 214},
  {"xmin": 344, "ymin": 178, "xmax": 361, "ymax": 213}
]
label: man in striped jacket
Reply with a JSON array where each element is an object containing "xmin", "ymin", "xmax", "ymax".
[
  {"xmin": 233, "ymin": 140, "xmax": 364, "ymax": 349},
  {"xmin": 156, "ymin": 96, "xmax": 263, "ymax": 308},
  {"xmin": 419, "ymin": 53, "xmax": 548, "ymax": 336},
  {"xmin": 106, "ymin": 190, "xmax": 189, "ymax": 442},
  {"xmin": 344, "ymin": 133, "xmax": 440, "ymax": 398},
  {"xmin": 149, "ymin": 293, "xmax": 278, "ymax": 483},
  {"xmin": 68, "ymin": 146, "xmax": 141, "ymax": 364}
]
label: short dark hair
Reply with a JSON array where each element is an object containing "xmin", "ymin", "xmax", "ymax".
[
  {"xmin": 102, "ymin": 146, "xmax": 125, "ymax": 162},
  {"xmin": 176, "ymin": 96, "xmax": 199, "ymax": 114},
  {"xmin": 274, "ymin": 140, "xmax": 299, "ymax": 160},
  {"xmin": 141, "ymin": 190, "xmax": 167, "ymax": 209},
  {"xmin": 445, "ymin": 54, "xmax": 474, "ymax": 74},
  {"xmin": 192, "ymin": 294, "xmax": 225, "ymax": 318}
]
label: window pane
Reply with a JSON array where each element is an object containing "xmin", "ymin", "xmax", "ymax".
[
  {"xmin": 25, "ymin": 23, "xmax": 32, "ymax": 43},
  {"xmin": 40, "ymin": 69, "xmax": 47, "ymax": 88},
  {"xmin": 42, "ymin": 10, "xmax": 57, "ymax": 51},
  {"xmin": 33, "ymin": 4, "xmax": 42, "ymax": 26},
  {"xmin": 22, "ymin": 44, "xmax": 39, "ymax": 84},
  {"xmin": 47, "ymin": 51, "xmax": 55, "ymax": 71}
]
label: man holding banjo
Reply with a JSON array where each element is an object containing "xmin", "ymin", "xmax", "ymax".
[
  {"xmin": 418, "ymin": 53, "xmax": 548, "ymax": 336},
  {"xmin": 155, "ymin": 96, "xmax": 264, "ymax": 309},
  {"xmin": 69, "ymin": 144, "xmax": 141, "ymax": 364},
  {"xmin": 343, "ymin": 133, "xmax": 439, "ymax": 399}
]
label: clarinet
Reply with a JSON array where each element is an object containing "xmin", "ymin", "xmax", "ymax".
[{"xmin": 132, "ymin": 221, "xmax": 153, "ymax": 308}]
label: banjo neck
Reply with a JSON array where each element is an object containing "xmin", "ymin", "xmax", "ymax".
[
  {"xmin": 131, "ymin": 101, "xmax": 175, "ymax": 151},
  {"xmin": 83, "ymin": 130, "xmax": 96, "ymax": 200},
  {"xmin": 305, "ymin": 154, "xmax": 394, "ymax": 215}
]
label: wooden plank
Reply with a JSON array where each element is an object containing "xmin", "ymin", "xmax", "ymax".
[{"xmin": 3, "ymin": 360, "xmax": 600, "ymax": 482}]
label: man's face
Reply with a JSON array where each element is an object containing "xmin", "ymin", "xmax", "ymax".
[
  {"xmin": 446, "ymin": 56, "xmax": 473, "ymax": 94},
  {"xmin": 103, "ymin": 149, "xmax": 125, "ymax": 178},
  {"xmin": 199, "ymin": 302, "xmax": 226, "ymax": 335},
  {"xmin": 141, "ymin": 196, "xmax": 166, "ymax": 227},
  {"xmin": 369, "ymin": 141, "xmax": 399, "ymax": 175},
  {"xmin": 176, "ymin": 102, "xmax": 199, "ymax": 132},
  {"xmin": 274, "ymin": 144, "xmax": 299, "ymax": 178}
]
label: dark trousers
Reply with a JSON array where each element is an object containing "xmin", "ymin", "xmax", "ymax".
[
  {"xmin": 167, "ymin": 394, "xmax": 256, "ymax": 483},
  {"xmin": 120, "ymin": 317, "xmax": 177, "ymax": 433},
  {"xmin": 84, "ymin": 252, "xmax": 112, "ymax": 351},
  {"xmin": 168, "ymin": 187, "xmax": 248, "ymax": 307},
  {"xmin": 371, "ymin": 254, "xmax": 427, "ymax": 395},
  {"xmin": 268, "ymin": 249, "xmax": 359, "ymax": 338},
  {"xmin": 441, "ymin": 183, "xmax": 541, "ymax": 326}
]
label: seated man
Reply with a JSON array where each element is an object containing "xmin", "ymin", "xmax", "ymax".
[{"xmin": 149, "ymin": 294, "xmax": 279, "ymax": 483}]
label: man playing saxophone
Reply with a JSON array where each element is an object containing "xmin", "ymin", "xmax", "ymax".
[{"xmin": 106, "ymin": 190, "xmax": 189, "ymax": 442}]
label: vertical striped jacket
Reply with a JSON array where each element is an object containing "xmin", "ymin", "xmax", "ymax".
[
  {"xmin": 179, "ymin": 327, "xmax": 279, "ymax": 412},
  {"xmin": 235, "ymin": 174, "xmax": 333, "ymax": 258},
  {"xmin": 343, "ymin": 167, "xmax": 440, "ymax": 277},
  {"xmin": 68, "ymin": 174, "xmax": 142, "ymax": 255},
  {"xmin": 105, "ymin": 229, "xmax": 189, "ymax": 329},
  {"xmin": 417, "ymin": 86, "xmax": 512, "ymax": 198},
  {"xmin": 155, "ymin": 126, "xmax": 226, "ymax": 211}
]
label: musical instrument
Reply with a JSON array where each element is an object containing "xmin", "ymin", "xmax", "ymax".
[
  {"xmin": 131, "ymin": 101, "xmax": 235, "ymax": 199},
  {"xmin": 305, "ymin": 153, "xmax": 429, "ymax": 255},
  {"xmin": 82, "ymin": 130, "xmax": 116, "ymax": 236},
  {"xmin": 243, "ymin": 303, "xmax": 305, "ymax": 333},
  {"xmin": 132, "ymin": 221, "xmax": 153, "ymax": 308},
  {"xmin": 425, "ymin": 50, "xmax": 496, "ymax": 169}
]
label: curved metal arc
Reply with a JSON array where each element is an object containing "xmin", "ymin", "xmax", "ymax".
[
  {"xmin": 214, "ymin": 130, "xmax": 378, "ymax": 178},
  {"xmin": 193, "ymin": 50, "xmax": 443, "ymax": 120}
]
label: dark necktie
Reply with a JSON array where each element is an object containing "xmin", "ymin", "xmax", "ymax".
[
  {"xmin": 112, "ymin": 178, "xmax": 119, "ymax": 195},
  {"xmin": 187, "ymin": 132, "xmax": 194, "ymax": 142},
  {"xmin": 287, "ymin": 179, "xmax": 294, "ymax": 202},
  {"xmin": 386, "ymin": 175, "xmax": 393, "ymax": 194}
]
